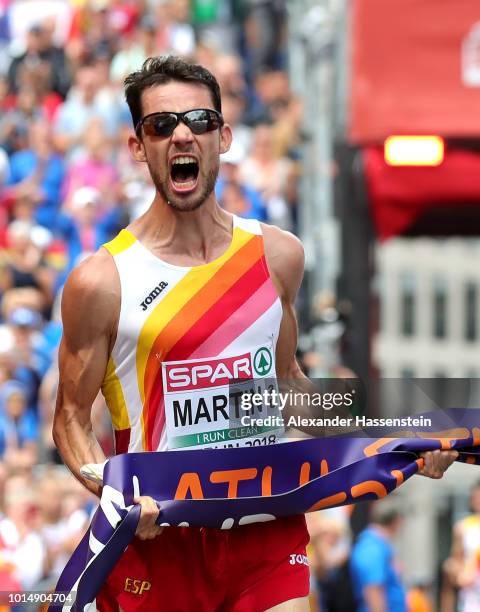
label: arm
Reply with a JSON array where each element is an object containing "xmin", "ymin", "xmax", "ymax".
[
  {"xmin": 52, "ymin": 250, "xmax": 118, "ymax": 497},
  {"xmin": 363, "ymin": 585, "xmax": 387, "ymax": 612},
  {"xmin": 263, "ymin": 224, "xmax": 353, "ymax": 433},
  {"xmin": 262, "ymin": 223, "xmax": 457, "ymax": 475},
  {"xmin": 52, "ymin": 249, "xmax": 162, "ymax": 539}
]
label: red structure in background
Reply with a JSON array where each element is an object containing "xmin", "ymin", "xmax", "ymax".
[
  {"xmin": 349, "ymin": 0, "xmax": 480, "ymax": 143},
  {"xmin": 348, "ymin": 0, "xmax": 480, "ymax": 238},
  {"xmin": 364, "ymin": 147, "xmax": 480, "ymax": 239}
]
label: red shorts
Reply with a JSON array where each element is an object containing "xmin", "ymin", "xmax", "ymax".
[{"xmin": 96, "ymin": 515, "xmax": 310, "ymax": 612}]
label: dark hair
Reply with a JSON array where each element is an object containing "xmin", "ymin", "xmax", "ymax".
[
  {"xmin": 370, "ymin": 498, "xmax": 402, "ymax": 527},
  {"xmin": 124, "ymin": 56, "xmax": 222, "ymax": 135}
]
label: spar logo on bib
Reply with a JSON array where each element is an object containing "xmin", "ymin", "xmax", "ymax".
[
  {"xmin": 253, "ymin": 347, "xmax": 273, "ymax": 376},
  {"xmin": 164, "ymin": 353, "xmax": 253, "ymax": 393}
]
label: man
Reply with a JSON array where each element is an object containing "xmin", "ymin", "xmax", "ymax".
[
  {"xmin": 350, "ymin": 498, "xmax": 406, "ymax": 612},
  {"xmin": 52, "ymin": 56, "xmax": 457, "ymax": 611}
]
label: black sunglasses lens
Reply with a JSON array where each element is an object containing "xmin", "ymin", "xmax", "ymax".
[
  {"xmin": 141, "ymin": 110, "xmax": 222, "ymax": 137},
  {"xmin": 185, "ymin": 110, "xmax": 220, "ymax": 135},
  {"xmin": 143, "ymin": 114, "xmax": 178, "ymax": 137}
]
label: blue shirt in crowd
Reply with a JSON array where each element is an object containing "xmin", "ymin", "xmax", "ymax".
[
  {"xmin": 350, "ymin": 526, "xmax": 407, "ymax": 612},
  {"xmin": 8, "ymin": 150, "xmax": 65, "ymax": 227}
]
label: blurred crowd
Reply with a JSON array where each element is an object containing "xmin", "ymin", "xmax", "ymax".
[
  {"xmin": 308, "ymin": 485, "xmax": 480, "ymax": 612},
  {"xmin": 0, "ymin": 0, "xmax": 304, "ymax": 595}
]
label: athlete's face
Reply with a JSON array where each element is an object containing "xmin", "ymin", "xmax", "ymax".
[{"xmin": 129, "ymin": 81, "xmax": 232, "ymax": 212}]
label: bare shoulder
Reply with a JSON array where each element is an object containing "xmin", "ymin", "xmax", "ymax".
[
  {"xmin": 62, "ymin": 248, "xmax": 120, "ymax": 345},
  {"xmin": 261, "ymin": 223, "xmax": 305, "ymax": 300}
]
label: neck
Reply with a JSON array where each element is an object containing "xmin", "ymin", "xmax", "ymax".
[{"xmin": 131, "ymin": 194, "xmax": 234, "ymax": 265}]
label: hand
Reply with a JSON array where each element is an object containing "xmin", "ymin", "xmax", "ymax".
[
  {"xmin": 418, "ymin": 449, "xmax": 459, "ymax": 479},
  {"xmin": 134, "ymin": 495, "xmax": 163, "ymax": 540}
]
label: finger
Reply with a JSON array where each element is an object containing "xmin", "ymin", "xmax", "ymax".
[
  {"xmin": 419, "ymin": 450, "xmax": 439, "ymax": 477},
  {"xmin": 134, "ymin": 496, "xmax": 161, "ymax": 537},
  {"xmin": 136, "ymin": 519, "xmax": 163, "ymax": 540},
  {"xmin": 420, "ymin": 449, "xmax": 457, "ymax": 478},
  {"xmin": 440, "ymin": 450, "xmax": 459, "ymax": 471},
  {"xmin": 419, "ymin": 450, "xmax": 434, "ymax": 474},
  {"xmin": 134, "ymin": 495, "xmax": 160, "ymax": 517},
  {"xmin": 137, "ymin": 524, "xmax": 164, "ymax": 541},
  {"xmin": 430, "ymin": 449, "xmax": 444, "ymax": 478}
]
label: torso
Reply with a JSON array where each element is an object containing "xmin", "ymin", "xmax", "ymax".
[{"xmin": 101, "ymin": 215, "xmax": 285, "ymax": 453}]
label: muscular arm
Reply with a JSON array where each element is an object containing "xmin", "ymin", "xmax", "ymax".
[
  {"xmin": 263, "ymin": 224, "xmax": 347, "ymax": 433},
  {"xmin": 262, "ymin": 223, "xmax": 458, "ymax": 475},
  {"xmin": 52, "ymin": 250, "xmax": 119, "ymax": 497},
  {"xmin": 52, "ymin": 249, "xmax": 162, "ymax": 539},
  {"xmin": 262, "ymin": 224, "xmax": 306, "ymax": 382}
]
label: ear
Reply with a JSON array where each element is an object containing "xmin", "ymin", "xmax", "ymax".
[
  {"xmin": 128, "ymin": 133, "xmax": 147, "ymax": 163},
  {"xmin": 219, "ymin": 123, "xmax": 233, "ymax": 155}
]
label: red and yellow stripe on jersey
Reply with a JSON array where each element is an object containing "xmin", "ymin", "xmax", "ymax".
[{"xmin": 101, "ymin": 215, "xmax": 282, "ymax": 453}]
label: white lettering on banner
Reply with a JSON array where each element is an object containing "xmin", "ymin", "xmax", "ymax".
[
  {"xmin": 100, "ymin": 486, "xmax": 131, "ymax": 528},
  {"xmin": 161, "ymin": 515, "xmax": 278, "ymax": 530},
  {"xmin": 238, "ymin": 514, "xmax": 276, "ymax": 525},
  {"xmin": 88, "ymin": 531, "xmax": 105, "ymax": 556}
]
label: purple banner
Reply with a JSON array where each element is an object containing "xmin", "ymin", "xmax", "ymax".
[{"xmin": 53, "ymin": 409, "xmax": 480, "ymax": 611}]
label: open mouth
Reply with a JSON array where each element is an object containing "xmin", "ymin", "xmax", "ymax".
[{"xmin": 170, "ymin": 156, "xmax": 199, "ymax": 192}]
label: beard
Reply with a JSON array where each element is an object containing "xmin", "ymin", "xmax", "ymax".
[{"xmin": 148, "ymin": 159, "xmax": 219, "ymax": 213}]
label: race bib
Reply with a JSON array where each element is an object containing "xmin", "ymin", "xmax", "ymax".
[{"xmin": 162, "ymin": 345, "xmax": 284, "ymax": 450}]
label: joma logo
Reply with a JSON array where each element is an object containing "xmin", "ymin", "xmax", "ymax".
[{"xmin": 140, "ymin": 281, "xmax": 168, "ymax": 310}]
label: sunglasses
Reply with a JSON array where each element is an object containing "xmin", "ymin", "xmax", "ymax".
[{"xmin": 136, "ymin": 108, "xmax": 224, "ymax": 138}]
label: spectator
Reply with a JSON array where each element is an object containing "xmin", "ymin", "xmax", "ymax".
[
  {"xmin": 7, "ymin": 120, "xmax": 65, "ymax": 228},
  {"xmin": 37, "ymin": 470, "xmax": 88, "ymax": 586},
  {"xmin": 14, "ymin": 61, "xmax": 64, "ymax": 124},
  {"xmin": 56, "ymin": 186, "xmax": 123, "ymax": 276},
  {"xmin": 443, "ymin": 480, "xmax": 480, "ymax": 612},
  {"xmin": 0, "ymin": 219, "xmax": 55, "ymax": 306},
  {"xmin": 0, "ymin": 85, "xmax": 44, "ymax": 156},
  {"xmin": 66, "ymin": 1, "xmax": 118, "ymax": 70},
  {"xmin": 53, "ymin": 62, "xmax": 122, "ymax": 157},
  {"xmin": 62, "ymin": 119, "xmax": 120, "ymax": 213},
  {"xmin": 7, "ymin": 22, "xmax": 71, "ymax": 99},
  {"xmin": 216, "ymin": 142, "xmax": 267, "ymax": 220},
  {"xmin": 110, "ymin": 14, "xmax": 158, "ymax": 84},
  {"xmin": 244, "ymin": 0, "xmax": 287, "ymax": 76},
  {"xmin": 307, "ymin": 508, "xmax": 353, "ymax": 612},
  {"xmin": 238, "ymin": 121, "xmax": 294, "ymax": 228},
  {"xmin": 0, "ymin": 380, "xmax": 38, "ymax": 467},
  {"xmin": 350, "ymin": 498, "xmax": 407, "ymax": 612},
  {"xmin": 160, "ymin": 0, "xmax": 196, "ymax": 57},
  {"xmin": 0, "ymin": 286, "xmax": 46, "ymax": 323},
  {"xmin": 0, "ymin": 473, "xmax": 46, "ymax": 590},
  {"xmin": 220, "ymin": 90, "xmax": 252, "ymax": 158},
  {"xmin": 0, "ymin": 296, "xmax": 52, "ymax": 413}
]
